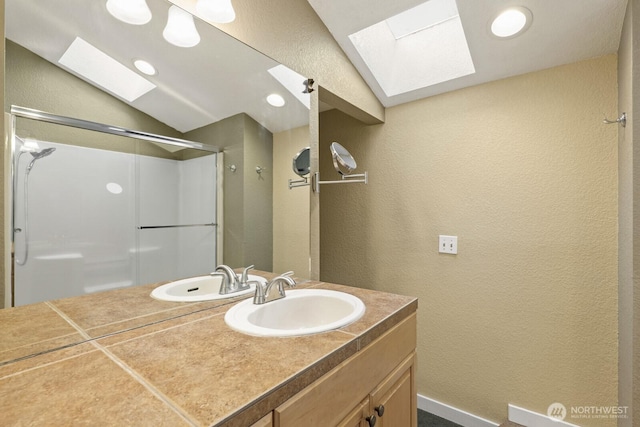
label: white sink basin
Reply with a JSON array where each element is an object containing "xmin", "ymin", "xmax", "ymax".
[
  {"xmin": 224, "ymin": 289, "xmax": 365, "ymax": 337},
  {"xmin": 151, "ymin": 274, "xmax": 267, "ymax": 302}
]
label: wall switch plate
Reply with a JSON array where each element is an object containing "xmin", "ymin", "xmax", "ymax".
[{"xmin": 439, "ymin": 235, "xmax": 458, "ymax": 254}]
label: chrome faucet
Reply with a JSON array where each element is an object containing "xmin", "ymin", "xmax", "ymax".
[
  {"xmin": 213, "ymin": 264, "xmax": 254, "ymax": 295},
  {"xmin": 254, "ymin": 271, "xmax": 296, "ymax": 304}
]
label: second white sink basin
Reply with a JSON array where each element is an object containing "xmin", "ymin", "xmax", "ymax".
[
  {"xmin": 151, "ymin": 274, "xmax": 267, "ymax": 302},
  {"xmin": 224, "ymin": 289, "xmax": 365, "ymax": 337}
]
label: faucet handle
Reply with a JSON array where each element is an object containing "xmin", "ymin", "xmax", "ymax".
[
  {"xmin": 239, "ymin": 265, "xmax": 255, "ymax": 289},
  {"xmin": 278, "ymin": 271, "xmax": 296, "ymax": 287}
]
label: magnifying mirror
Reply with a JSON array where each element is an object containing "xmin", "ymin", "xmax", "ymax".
[
  {"xmin": 292, "ymin": 147, "xmax": 311, "ymax": 177},
  {"xmin": 330, "ymin": 142, "xmax": 357, "ymax": 176}
]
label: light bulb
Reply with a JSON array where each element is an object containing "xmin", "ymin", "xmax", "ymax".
[
  {"xmin": 196, "ymin": 0, "xmax": 236, "ymax": 24},
  {"xmin": 163, "ymin": 6, "xmax": 201, "ymax": 48},
  {"xmin": 106, "ymin": 0, "xmax": 152, "ymax": 25}
]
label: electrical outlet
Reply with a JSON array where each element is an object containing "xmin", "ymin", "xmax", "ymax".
[{"xmin": 439, "ymin": 235, "xmax": 458, "ymax": 254}]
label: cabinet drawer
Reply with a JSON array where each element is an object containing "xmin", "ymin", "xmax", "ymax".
[{"xmin": 274, "ymin": 313, "xmax": 416, "ymax": 426}]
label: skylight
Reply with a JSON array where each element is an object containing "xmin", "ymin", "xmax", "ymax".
[
  {"xmin": 59, "ymin": 37, "xmax": 156, "ymax": 102},
  {"xmin": 348, "ymin": 0, "xmax": 475, "ymax": 97}
]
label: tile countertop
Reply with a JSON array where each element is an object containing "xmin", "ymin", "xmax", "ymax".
[{"xmin": 0, "ymin": 272, "xmax": 417, "ymax": 427}]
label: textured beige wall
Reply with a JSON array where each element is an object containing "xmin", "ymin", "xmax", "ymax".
[
  {"xmin": 0, "ymin": 0, "xmax": 5, "ymax": 308},
  {"xmin": 319, "ymin": 55, "xmax": 619, "ymax": 425},
  {"xmin": 273, "ymin": 126, "xmax": 310, "ymax": 278},
  {"xmin": 618, "ymin": 1, "xmax": 639, "ymax": 425}
]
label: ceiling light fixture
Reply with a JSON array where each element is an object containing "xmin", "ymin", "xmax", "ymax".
[
  {"xmin": 267, "ymin": 94, "xmax": 285, "ymax": 107},
  {"xmin": 106, "ymin": 0, "xmax": 152, "ymax": 25},
  {"xmin": 490, "ymin": 7, "xmax": 532, "ymax": 38},
  {"xmin": 163, "ymin": 6, "xmax": 201, "ymax": 48},
  {"xmin": 196, "ymin": 0, "xmax": 236, "ymax": 24},
  {"xmin": 134, "ymin": 59, "xmax": 157, "ymax": 75}
]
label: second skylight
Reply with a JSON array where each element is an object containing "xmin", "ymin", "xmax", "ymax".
[{"xmin": 348, "ymin": 0, "xmax": 475, "ymax": 97}]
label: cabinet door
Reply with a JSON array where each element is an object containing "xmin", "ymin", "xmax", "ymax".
[
  {"xmin": 369, "ymin": 353, "xmax": 417, "ymax": 427},
  {"xmin": 275, "ymin": 314, "xmax": 416, "ymax": 426},
  {"xmin": 250, "ymin": 412, "xmax": 273, "ymax": 427},
  {"xmin": 337, "ymin": 397, "xmax": 369, "ymax": 427}
]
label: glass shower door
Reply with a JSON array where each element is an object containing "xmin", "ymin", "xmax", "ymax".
[
  {"xmin": 13, "ymin": 136, "xmax": 137, "ymax": 305},
  {"xmin": 12, "ymin": 117, "xmax": 218, "ymax": 307}
]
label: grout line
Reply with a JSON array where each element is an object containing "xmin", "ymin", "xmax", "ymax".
[
  {"xmin": 89, "ymin": 339, "xmax": 199, "ymax": 427},
  {"xmin": 78, "ymin": 304, "xmax": 205, "ymax": 331},
  {"xmin": 0, "ymin": 347, "xmax": 100, "ymax": 381},
  {"xmin": 45, "ymin": 301, "xmax": 92, "ymax": 340},
  {"xmin": 0, "ymin": 331, "xmax": 80, "ymax": 356},
  {"xmin": 99, "ymin": 310, "xmax": 224, "ymax": 348}
]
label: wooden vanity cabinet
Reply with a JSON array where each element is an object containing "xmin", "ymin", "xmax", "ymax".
[
  {"xmin": 273, "ymin": 313, "xmax": 417, "ymax": 427},
  {"xmin": 368, "ymin": 353, "xmax": 415, "ymax": 427},
  {"xmin": 250, "ymin": 412, "xmax": 273, "ymax": 427}
]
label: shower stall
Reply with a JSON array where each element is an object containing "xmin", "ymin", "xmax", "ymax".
[{"xmin": 8, "ymin": 107, "xmax": 221, "ymax": 307}]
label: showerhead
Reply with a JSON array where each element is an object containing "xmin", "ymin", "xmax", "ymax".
[
  {"xmin": 26, "ymin": 147, "xmax": 56, "ymax": 172},
  {"xmin": 30, "ymin": 147, "xmax": 56, "ymax": 160}
]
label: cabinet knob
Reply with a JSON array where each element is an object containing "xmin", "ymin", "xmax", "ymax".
[
  {"xmin": 366, "ymin": 414, "xmax": 377, "ymax": 426},
  {"xmin": 375, "ymin": 404, "xmax": 385, "ymax": 416}
]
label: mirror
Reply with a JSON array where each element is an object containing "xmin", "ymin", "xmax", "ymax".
[
  {"xmin": 292, "ymin": 147, "xmax": 311, "ymax": 177},
  {"xmin": 2, "ymin": 0, "xmax": 312, "ymax": 365},
  {"xmin": 313, "ymin": 141, "xmax": 368, "ymax": 193},
  {"xmin": 330, "ymin": 142, "xmax": 357, "ymax": 175}
]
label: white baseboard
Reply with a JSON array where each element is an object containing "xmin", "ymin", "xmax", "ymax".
[
  {"xmin": 508, "ymin": 404, "xmax": 581, "ymax": 427},
  {"xmin": 418, "ymin": 394, "xmax": 500, "ymax": 427}
]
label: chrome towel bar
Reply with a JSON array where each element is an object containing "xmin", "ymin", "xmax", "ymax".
[{"xmin": 138, "ymin": 223, "xmax": 217, "ymax": 230}]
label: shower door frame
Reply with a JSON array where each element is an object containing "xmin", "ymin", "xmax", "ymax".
[{"xmin": 5, "ymin": 105, "xmax": 222, "ymax": 308}]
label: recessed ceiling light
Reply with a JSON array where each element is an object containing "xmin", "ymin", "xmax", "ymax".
[
  {"xmin": 106, "ymin": 182, "xmax": 123, "ymax": 194},
  {"xmin": 267, "ymin": 94, "xmax": 285, "ymax": 107},
  {"xmin": 267, "ymin": 64, "xmax": 310, "ymax": 109},
  {"xmin": 134, "ymin": 59, "xmax": 157, "ymax": 76},
  {"xmin": 59, "ymin": 37, "xmax": 156, "ymax": 102},
  {"xmin": 490, "ymin": 7, "xmax": 532, "ymax": 38},
  {"xmin": 106, "ymin": 0, "xmax": 152, "ymax": 25}
]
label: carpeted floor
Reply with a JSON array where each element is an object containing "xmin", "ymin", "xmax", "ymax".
[{"xmin": 418, "ymin": 409, "xmax": 463, "ymax": 427}]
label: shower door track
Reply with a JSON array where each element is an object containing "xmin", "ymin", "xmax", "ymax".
[{"xmin": 10, "ymin": 106, "xmax": 219, "ymax": 153}]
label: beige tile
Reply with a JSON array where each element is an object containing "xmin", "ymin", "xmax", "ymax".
[
  {"xmin": 0, "ymin": 343, "xmax": 96, "ymax": 378},
  {"xmin": 0, "ymin": 349, "xmax": 192, "ymax": 426},
  {"xmin": 108, "ymin": 313, "xmax": 355, "ymax": 426},
  {"xmin": 0, "ymin": 303, "xmax": 84, "ymax": 365},
  {"xmin": 97, "ymin": 306, "xmax": 227, "ymax": 347},
  {"xmin": 51, "ymin": 282, "xmax": 193, "ymax": 330},
  {"xmin": 51, "ymin": 270, "xmax": 280, "ymax": 338}
]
